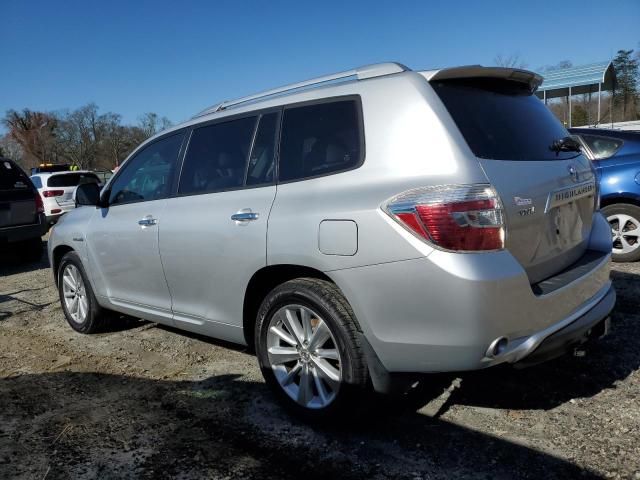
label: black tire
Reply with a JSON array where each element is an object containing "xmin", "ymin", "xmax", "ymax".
[
  {"xmin": 17, "ymin": 237, "xmax": 43, "ymax": 262},
  {"xmin": 57, "ymin": 251, "xmax": 107, "ymax": 333},
  {"xmin": 255, "ymin": 278, "xmax": 369, "ymax": 421},
  {"xmin": 602, "ymin": 203, "xmax": 640, "ymax": 262}
]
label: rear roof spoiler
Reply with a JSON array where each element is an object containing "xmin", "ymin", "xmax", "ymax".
[{"xmin": 423, "ymin": 65, "xmax": 543, "ymax": 93}]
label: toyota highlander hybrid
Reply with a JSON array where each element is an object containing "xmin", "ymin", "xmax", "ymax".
[{"xmin": 48, "ymin": 63, "xmax": 615, "ymax": 418}]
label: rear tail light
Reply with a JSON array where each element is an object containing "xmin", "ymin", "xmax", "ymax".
[
  {"xmin": 43, "ymin": 189, "xmax": 64, "ymax": 197},
  {"xmin": 34, "ymin": 192, "xmax": 44, "ymax": 214},
  {"xmin": 384, "ymin": 184, "xmax": 505, "ymax": 252}
]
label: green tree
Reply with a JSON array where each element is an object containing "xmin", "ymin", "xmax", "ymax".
[{"xmin": 612, "ymin": 49, "xmax": 639, "ymax": 121}]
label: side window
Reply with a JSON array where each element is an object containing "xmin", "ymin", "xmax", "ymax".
[
  {"xmin": 246, "ymin": 112, "xmax": 279, "ymax": 186},
  {"xmin": 30, "ymin": 176, "xmax": 42, "ymax": 189},
  {"xmin": 279, "ymin": 100, "xmax": 362, "ymax": 182},
  {"xmin": 179, "ymin": 117, "xmax": 257, "ymax": 195},
  {"xmin": 582, "ymin": 135, "xmax": 623, "ymax": 160},
  {"xmin": 108, "ymin": 132, "xmax": 184, "ymax": 205}
]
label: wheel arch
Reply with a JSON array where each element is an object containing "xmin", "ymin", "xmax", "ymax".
[
  {"xmin": 52, "ymin": 244, "xmax": 75, "ymax": 286},
  {"xmin": 242, "ymin": 264, "xmax": 336, "ymax": 348},
  {"xmin": 600, "ymin": 194, "xmax": 640, "ymax": 209}
]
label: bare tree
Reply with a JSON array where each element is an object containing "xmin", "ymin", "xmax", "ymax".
[
  {"xmin": 138, "ymin": 112, "xmax": 172, "ymax": 138},
  {"xmin": 3, "ymin": 109, "xmax": 59, "ymax": 169},
  {"xmin": 4, "ymin": 105, "xmax": 173, "ymax": 171},
  {"xmin": 494, "ymin": 53, "xmax": 528, "ymax": 69},
  {"xmin": 0, "ymin": 134, "xmax": 24, "ymax": 164},
  {"xmin": 541, "ymin": 60, "xmax": 573, "ymax": 72},
  {"xmin": 55, "ymin": 103, "xmax": 103, "ymax": 170}
]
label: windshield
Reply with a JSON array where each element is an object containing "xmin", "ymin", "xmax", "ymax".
[{"xmin": 432, "ymin": 78, "xmax": 581, "ymax": 161}]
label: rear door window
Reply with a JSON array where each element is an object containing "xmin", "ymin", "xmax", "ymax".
[
  {"xmin": 179, "ymin": 117, "xmax": 257, "ymax": 195},
  {"xmin": 432, "ymin": 79, "xmax": 579, "ymax": 161},
  {"xmin": 581, "ymin": 135, "xmax": 623, "ymax": 160},
  {"xmin": 246, "ymin": 112, "xmax": 279, "ymax": 186},
  {"xmin": 279, "ymin": 99, "xmax": 363, "ymax": 182},
  {"xmin": 47, "ymin": 173, "xmax": 100, "ymax": 187}
]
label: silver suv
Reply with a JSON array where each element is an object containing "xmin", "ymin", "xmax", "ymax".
[{"xmin": 49, "ymin": 63, "xmax": 615, "ymax": 418}]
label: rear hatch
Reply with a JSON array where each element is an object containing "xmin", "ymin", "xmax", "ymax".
[
  {"xmin": 429, "ymin": 71, "xmax": 596, "ymax": 284},
  {"xmin": 0, "ymin": 159, "xmax": 39, "ymax": 228},
  {"xmin": 47, "ymin": 172, "xmax": 100, "ymax": 207}
]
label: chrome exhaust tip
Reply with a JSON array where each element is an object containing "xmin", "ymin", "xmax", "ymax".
[{"xmin": 486, "ymin": 336, "xmax": 509, "ymax": 358}]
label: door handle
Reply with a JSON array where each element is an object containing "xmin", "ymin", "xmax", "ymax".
[
  {"xmin": 138, "ymin": 216, "xmax": 158, "ymax": 226},
  {"xmin": 231, "ymin": 211, "xmax": 259, "ymax": 222}
]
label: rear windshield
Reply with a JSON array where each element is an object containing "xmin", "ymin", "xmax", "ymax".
[
  {"xmin": 432, "ymin": 79, "xmax": 580, "ymax": 161},
  {"xmin": 47, "ymin": 173, "xmax": 100, "ymax": 187},
  {"xmin": 0, "ymin": 160, "xmax": 32, "ymax": 191}
]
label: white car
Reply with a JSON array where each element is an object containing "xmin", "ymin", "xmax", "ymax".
[{"xmin": 30, "ymin": 171, "xmax": 101, "ymax": 224}]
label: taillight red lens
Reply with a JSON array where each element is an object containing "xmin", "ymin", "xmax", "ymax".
[
  {"xmin": 385, "ymin": 185, "xmax": 505, "ymax": 252},
  {"xmin": 34, "ymin": 192, "xmax": 44, "ymax": 214},
  {"xmin": 43, "ymin": 189, "xmax": 64, "ymax": 197}
]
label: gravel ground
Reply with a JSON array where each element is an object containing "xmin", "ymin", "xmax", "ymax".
[{"xmin": 0, "ymin": 241, "xmax": 639, "ymax": 479}]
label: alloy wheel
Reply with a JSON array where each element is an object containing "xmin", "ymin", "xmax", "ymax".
[
  {"xmin": 266, "ymin": 304, "xmax": 342, "ymax": 409},
  {"xmin": 62, "ymin": 264, "xmax": 89, "ymax": 324},
  {"xmin": 607, "ymin": 213, "xmax": 640, "ymax": 255}
]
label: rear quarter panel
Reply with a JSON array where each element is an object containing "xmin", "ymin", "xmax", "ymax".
[
  {"xmin": 267, "ymin": 72, "xmax": 489, "ymax": 272},
  {"xmin": 597, "ymin": 154, "xmax": 640, "ymax": 205}
]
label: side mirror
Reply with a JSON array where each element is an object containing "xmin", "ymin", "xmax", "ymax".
[{"xmin": 74, "ymin": 183, "xmax": 102, "ymax": 207}]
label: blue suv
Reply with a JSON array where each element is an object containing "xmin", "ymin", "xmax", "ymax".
[{"xmin": 570, "ymin": 128, "xmax": 640, "ymax": 262}]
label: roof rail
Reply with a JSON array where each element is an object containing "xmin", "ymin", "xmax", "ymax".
[{"xmin": 193, "ymin": 62, "xmax": 409, "ymax": 118}]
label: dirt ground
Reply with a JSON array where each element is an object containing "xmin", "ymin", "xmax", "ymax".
[{"xmin": 1, "ymin": 241, "xmax": 639, "ymax": 480}]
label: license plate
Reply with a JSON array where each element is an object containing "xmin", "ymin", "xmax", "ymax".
[{"xmin": 545, "ymin": 181, "xmax": 595, "ymax": 212}]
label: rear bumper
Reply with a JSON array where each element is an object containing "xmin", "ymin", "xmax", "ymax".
[
  {"xmin": 0, "ymin": 214, "xmax": 47, "ymax": 243},
  {"xmin": 45, "ymin": 203, "xmax": 74, "ymax": 224},
  {"xmin": 514, "ymin": 285, "xmax": 614, "ymax": 368},
  {"xmin": 328, "ymin": 214, "xmax": 614, "ymax": 375},
  {"xmin": 357, "ymin": 285, "xmax": 614, "ymax": 394}
]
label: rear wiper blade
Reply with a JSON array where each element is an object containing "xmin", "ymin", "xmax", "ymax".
[{"xmin": 550, "ymin": 136, "xmax": 582, "ymax": 153}]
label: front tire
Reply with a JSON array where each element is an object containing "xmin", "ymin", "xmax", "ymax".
[
  {"xmin": 255, "ymin": 278, "xmax": 369, "ymax": 420},
  {"xmin": 57, "ymin": 251, "xmax": 106, "ymax": 333},
  {"xmin": 603, "ymin": 203, "xmax": 640, "ymax": 262}
]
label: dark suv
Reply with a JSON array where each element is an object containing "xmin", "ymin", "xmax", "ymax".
[{"xmin": 0, "ymin": 157, "xmax": 47, "ymax": 260}]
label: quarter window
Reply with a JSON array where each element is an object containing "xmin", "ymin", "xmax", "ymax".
[
  {"xmin": 279, "ymin": 100, "xmax": 362, "ymax": 182},
  {"xmin": 581, "ymin": 135, "xmax": 623, "ymax": 160},
  {"xmin": 108, "ymin": 132, "xmax": 184, "ymax": 205},
  {"xmin": 179, "ymin": 117, "xmax": 257, "ymax": 195}
]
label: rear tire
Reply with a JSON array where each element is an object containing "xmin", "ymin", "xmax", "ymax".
[
  {"xmin": 57, "ymin": 251, "xmax": 107, "ymax": 333},
  {"xmin": 255, "ymin": 278, "xmax": 369, "ymax": 421},
  {"xmin": 603, "ymin": 203, "xmax": 640, "ymax": 262}
]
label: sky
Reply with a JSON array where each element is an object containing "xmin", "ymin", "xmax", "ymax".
[{"xmin": 1, "ymin": 0, "xmax": 639, "ymax": 128}]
